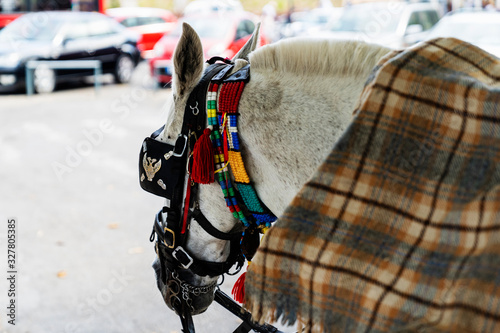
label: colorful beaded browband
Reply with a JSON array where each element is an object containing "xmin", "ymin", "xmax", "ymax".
[{"xmin": 203, "ymin": 76, "xmax": 277, "ymax": 229}]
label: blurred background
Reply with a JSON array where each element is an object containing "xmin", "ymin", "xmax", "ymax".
[{"xmin": 0, "ymin": 0, "xmax": 499, "ymax": 332}]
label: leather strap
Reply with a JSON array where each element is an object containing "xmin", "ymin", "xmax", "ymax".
[
  {"xmin": 181, "ymin": 63, "xmax": 227, "ymax": 138},
  {"xmin": 211, "ymin": 65, "xmax": 235, "ymax": 83},
  {"xmin": 214, "ymin": 290, "xmax": 285, "ymax": 333},
  {"xmin": 224, "ymin": 64, "xmax": 250, "ymax": 83},
  {"xmin": 191, "ymin": 209, "xmax": 242, "ymax": 241},
  {"xmin": 167, "ymin": 63, "xmax": 229, "ymax": 248},
  {"xmin": 150, "ymin": 125, "xmax": 165, "ymax": 139},
  {"xmin": 179, "ymin": 306, "xmax": 195, "ymax": 333},
  {"xmin": 155, "ymin": 209, "xmax": 244, "ymax": 277}
]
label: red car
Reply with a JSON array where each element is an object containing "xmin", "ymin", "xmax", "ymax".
[
  {"xmin": 149, "ymin": 12, "xmax": 267, "ymax": 86},
  {"xmin": 106, "ymin": 7, "xmax": 177, "ymax": 59},
  {"xmin": 0, "ymin": 13, "xmax": 22, "ymax": 30}
]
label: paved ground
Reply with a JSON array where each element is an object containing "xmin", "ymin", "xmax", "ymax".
[{"xmin": 0, "ymin": 63, "xmax": 285, "ymax": 333}]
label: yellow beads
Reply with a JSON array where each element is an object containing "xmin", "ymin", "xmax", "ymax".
[{"xmin": 228, "ymin": 151, "xmax": 250, "ymax": 183}]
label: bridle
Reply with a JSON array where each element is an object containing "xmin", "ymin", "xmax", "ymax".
[{"xmin": 139, "ymin": 57, "xmax": 283, "ymax": 333}]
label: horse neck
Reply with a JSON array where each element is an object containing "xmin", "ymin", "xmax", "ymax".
[{"xmin": 236, "ymin": 63, "xmax": 378, "ymax": 216}]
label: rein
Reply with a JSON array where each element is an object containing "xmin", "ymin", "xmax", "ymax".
[{"xmin": 139, "ymin": 58, "xmax": 282, "ymax": 333}]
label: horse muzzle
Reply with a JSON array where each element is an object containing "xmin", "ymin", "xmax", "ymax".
[
  {"xmin": 153, "ymin": 257, "xmax": 216, "ymax": 316},
  {"xmin": 165, "ymin": 270, "xmax": 216, "ymax": 315}
]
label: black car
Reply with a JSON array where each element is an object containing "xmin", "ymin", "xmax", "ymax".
[{"xmin": 0, "ymin": 11, "xmax": 141, "ymax": 93}]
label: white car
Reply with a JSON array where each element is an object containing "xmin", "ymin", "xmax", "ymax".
[
  {"xmin": 426, "ymin": 9, "xmax": 500, "ymax": 58},
  {"xmin": 317, "ymin": 2, "xmax": 441, "ymax": 49},
  {"xmin": 183, "ymin": 0, "xmax": 243, "ymax": 16},
  {"xmin": 279, "ymin": 7, "xmax": 344, "ymax": 39}
]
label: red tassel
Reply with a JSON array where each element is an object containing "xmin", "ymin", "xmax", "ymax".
[
  {"xmin": 192, "ymin": 128, "xmax": 215, "ymax": 184},
  {"xmin": 232, "ymin": 271, "xmax": 246, "ymax": 303}
]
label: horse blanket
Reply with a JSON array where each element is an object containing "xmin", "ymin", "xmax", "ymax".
[{"xmin": 245, "ymin": 38, "xmax": 500, "ymax": 333}]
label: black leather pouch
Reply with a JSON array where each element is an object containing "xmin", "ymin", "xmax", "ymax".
[{"xmin": 139, "ymin": 127, "xmax": 188, "ymax": 199}]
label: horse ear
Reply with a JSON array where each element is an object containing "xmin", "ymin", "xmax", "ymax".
[
  {"xmin": 232, "ymin": 22, "xmax": 261, "ymax": 61},
  {"xmin": 172, "ymin": 23, "xmax": 204, "ymax": 97}
]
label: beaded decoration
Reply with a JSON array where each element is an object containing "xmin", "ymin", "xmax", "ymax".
[
  {"xmin": 205, "ymin": 71, "xmax": 278, "ymax": 304},
  {"xmin": 206, "ymin": 80, "xmax": 277, "ymax": 228}
]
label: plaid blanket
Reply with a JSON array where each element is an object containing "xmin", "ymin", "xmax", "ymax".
[{"xmin": 245, "ymin": 38, "xmax": 500, "ymax": 333}]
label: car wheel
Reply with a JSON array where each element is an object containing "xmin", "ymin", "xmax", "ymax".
[
  {"xmin": 114, "ymin": 54, "xmax": 135, "ymax": 84},
  {"xmin": 33, "ymin": 65, "xmax": 56, "ymax": 94}
]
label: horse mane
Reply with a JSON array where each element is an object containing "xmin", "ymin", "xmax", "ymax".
[{"xmin": 249, "ymin": 38, "xmax": 391, "ymax": 77}]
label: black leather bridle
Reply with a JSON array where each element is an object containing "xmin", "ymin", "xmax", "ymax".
[{"xmin": 139, "ymin": 58, "xmax": 285, "ymax": 333}]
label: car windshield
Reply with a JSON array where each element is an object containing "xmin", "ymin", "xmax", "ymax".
[
  {"xmin": 429, "ymin": 19, "xmax": 500, "ymax": 45},
  {"xmin": 329, "ymin": 7, "xmax": 399, "ymax": 34},
  {"xmin": 0, "ymin": 15, "xmax": 61, "ymax": 42},
  {"xmin": 170, "ymin": 18, "xmax": 232, "ymax": 39}
]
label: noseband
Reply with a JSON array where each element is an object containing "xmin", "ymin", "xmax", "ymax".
[{"xmin": 139, "ymin": 58, "xmax": 281, "ymax": 333}]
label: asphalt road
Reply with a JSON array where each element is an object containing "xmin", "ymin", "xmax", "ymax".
[{"xmin": 0, "ymin": 62, "xmax": 281, "ymax": 333}]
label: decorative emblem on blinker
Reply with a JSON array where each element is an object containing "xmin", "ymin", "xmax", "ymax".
[
  {"xmin": 143, "ymin": 153, "xmax": 162, "ymax": 181},
  {"xmin": 189, "ymin": 101, "xmax": 199, "ymax": 115},
  {"xmin": 157, "ymin": 179, "xmax": 167, "ymax": 190}
]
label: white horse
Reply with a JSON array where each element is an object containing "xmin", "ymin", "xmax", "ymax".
[{"xmin": 152, "ymin": 22, "xmax": 391, "ymax": 328}]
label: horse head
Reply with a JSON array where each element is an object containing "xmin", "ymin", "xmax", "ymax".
[{"xmin": 149, "ymin": 22, "xmax": 262, "ymax": 328}]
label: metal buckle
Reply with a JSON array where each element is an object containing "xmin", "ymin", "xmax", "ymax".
[
  {"xmin": 173, "ymin": 134, "xmax": 188, "ymax": 157},
  {"xmin": 172, "ymin": 246, "xmax": 194, "ymax": 269},
  {"xmin": 164, "ymin": 134, "xmax": 188, "ymax": 160},
  {"xmin": 163, "ymin": 227, "xmax": 175, "ymax": 249}
]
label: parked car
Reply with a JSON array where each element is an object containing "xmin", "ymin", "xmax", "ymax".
[
  {"xmin": 426, "ymin": 9, "xmax": 500, "ymax": 58},
  {"xmin": 149, "ymin": 11, "xmax": 267, "ymax": 87},
  {"xmin": 0, "ymin": 13, "xmax": 22, "ymax": 30},
  {"xmin": 183, "ymin": 0, "xmax": 243, "ymax": 16},
  {"xmin": 106, "ymin": 7, "xmax": 177, "ymax": 59},
  {"xmin": 0, "ymin": 11, "xmax": 141, "ymax": 93},
  {"xmin": 317, "ymin": 2, "xmax": 441, "ymax": 49},
  {"xmin": 279, "ymin": 7, "xmax": 343, "ymax": 39}
]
